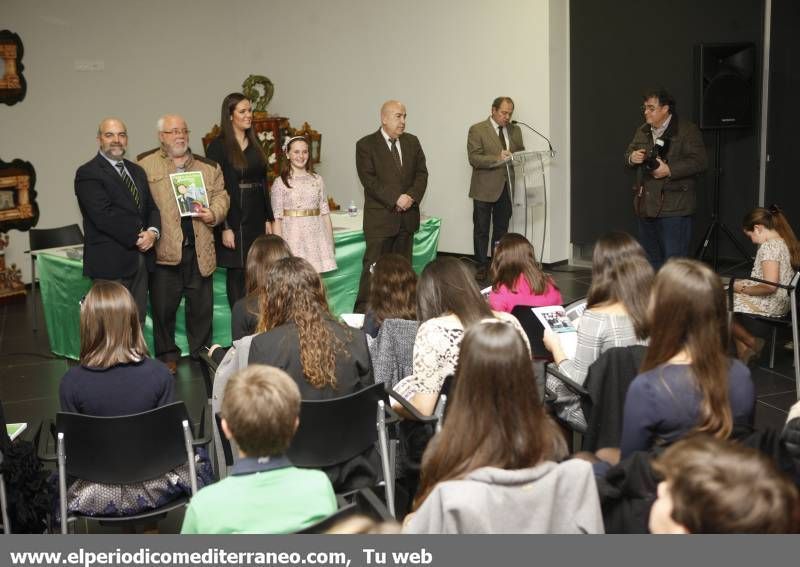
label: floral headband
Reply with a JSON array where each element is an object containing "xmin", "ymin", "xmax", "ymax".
[{"xmin": 282, "ymin": 135, "xmax": 308, "ymax": 153}]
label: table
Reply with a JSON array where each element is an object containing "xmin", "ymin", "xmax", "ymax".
[{"xmin": 36, "ymin": 215, "xmax": 441, "ymax": 359}]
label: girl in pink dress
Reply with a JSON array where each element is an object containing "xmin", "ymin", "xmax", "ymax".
[
  {"xmin": 488, "ymin": 233, "xmax": 562, "ymax": 312},
  {"xmin": 271, "ymin": 136, "xmax": 337, "ymax": 273}
]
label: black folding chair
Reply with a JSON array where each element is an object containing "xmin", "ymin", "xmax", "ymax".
[
  {"xmin": 50, "ymin": 402, "xmax": 209, "ymax": 534},
  {"xmin": 27, "ymin": 224, "xmax": 84, "ymax": 332}
]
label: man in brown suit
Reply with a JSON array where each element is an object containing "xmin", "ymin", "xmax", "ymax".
[
  {"xmin": 354, "ymin": 100, "xmax": 428, "ymax": 312},
  {"xmin": 138, "ymin": 114, "xmax": 229, "ymax": 373},
  {"xmin": 468, "ymin": 97, "xmax": 525, "ymax": 279}
]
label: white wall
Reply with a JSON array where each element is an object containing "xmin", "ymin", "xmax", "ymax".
[{"xmin": 1, "ymin": 0, "xmax": 565, "ymax": 282}]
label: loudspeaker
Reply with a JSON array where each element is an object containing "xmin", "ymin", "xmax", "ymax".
[{"xmin": 696, "ymin": 42, "xmax": 756, "ymax": 129}]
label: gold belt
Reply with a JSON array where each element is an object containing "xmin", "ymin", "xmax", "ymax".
[{"xmin": 283, "ymin": 208, "xmax": 320, "ymax": 217}]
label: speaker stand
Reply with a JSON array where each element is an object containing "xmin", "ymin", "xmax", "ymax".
[{"xmin": 695, "ymin": 129, "xmax": 752, "ymax": 271}]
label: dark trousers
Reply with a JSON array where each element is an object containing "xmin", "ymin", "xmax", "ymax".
[
  {"xmin": 96, "ymin": 253, "xmax": 149, "ymax": 326},
  {"xmin": 637, "ymin": 215, "xmax": 692, "ymax": 271},
  {"xmin": 225, "ymin": 267, "xmax": 245, "ymax": 308},
  {"xmin": 473, "ymin": 184, "xmax": 512, "ymax": 268},
  {"xmin": 354, "ymin": 228, "xmax": 414, "ymax": 313},
  {"xmin": 149, "ymin": 245, "xmax": 213, "ymax": 361}
]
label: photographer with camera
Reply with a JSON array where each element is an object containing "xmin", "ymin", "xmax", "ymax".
[{"xmin": 626, "ymin": 88, "xmax": 708, "ymax": 269}]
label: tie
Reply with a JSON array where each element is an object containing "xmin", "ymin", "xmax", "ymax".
[
  {"xmin": 498, "ymin": 126, "xmax": 507, "ymax": 150},
  {"xmin": 116, "ymin": 162, "xmax": 141, "ymax": 209},
  {"xmin": 390, "ymin": 138, "xmax": 402, "ymax": 170}
]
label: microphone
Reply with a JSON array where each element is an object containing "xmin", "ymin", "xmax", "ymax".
[{"xmin": 511, "ymin": 120, "xmax": 555, "ymax": 156}]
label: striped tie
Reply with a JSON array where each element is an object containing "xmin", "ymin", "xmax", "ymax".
[{"xmin": 115, "ymin": 161, "xmax": 141, "ymax": 209}]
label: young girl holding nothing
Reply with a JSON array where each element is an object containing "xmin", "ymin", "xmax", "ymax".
[
  {"xmin": 270, "ymin": 136, "xmax": 337, "ymax": 273},
  {"xmin": 488, "ymin": 233, "xmax": 562, "ymax": 312}
]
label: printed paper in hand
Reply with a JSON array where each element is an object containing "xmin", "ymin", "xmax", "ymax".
[{"xmin": 532, "ymin": 305, "xmax": 578, "ymax": 359}]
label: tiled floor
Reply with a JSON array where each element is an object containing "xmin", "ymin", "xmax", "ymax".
[{"xmin": 1, "ymin": 257, "xmax": 796, "ymax": 531}]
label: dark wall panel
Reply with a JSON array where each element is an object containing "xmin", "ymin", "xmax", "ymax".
[
  {"xmin": 765, "ymin": 0, "xmax": 800, "ymax": 219},
  {"xmin": 570, "ymin": 0, "xmax": 763, "ymax": 257}
]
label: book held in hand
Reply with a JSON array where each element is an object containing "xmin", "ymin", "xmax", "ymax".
[{"xmin": 169, "ymin": 171, "xmax": 209, "ymax": 217}]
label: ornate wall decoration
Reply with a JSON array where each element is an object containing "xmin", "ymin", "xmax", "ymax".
[
  {"xmin": 0, "ymin": 158, "xmax": 38, "ymax": 232},
  {"xmin": 0, "ymin": 30, "xmax": 26, "ymax": 106}
]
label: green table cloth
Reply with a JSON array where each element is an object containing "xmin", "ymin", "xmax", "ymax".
[{"xmin": 37, "ymin": 216, "xmax": 440, "ymax": 359}]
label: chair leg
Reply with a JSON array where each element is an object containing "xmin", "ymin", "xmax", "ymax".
[
  {"xmin": 31, "ymin": 257, "xmax": 38, "ymax": 333},
  {"xmin": 769, "ymin": 327, "xmax": 777, "ymax": 369},
  {"xmin": 376, "ymin": 401, "xmax": 396, "ymax": 518},
  {"xmin": 0, "ymin": 474, "xmax": 10, "ymax": 534}
]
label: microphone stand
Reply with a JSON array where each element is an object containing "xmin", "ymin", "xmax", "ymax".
[{"xmin": 511, "ymin": 120, "xmax": 556, "ymax": 157}]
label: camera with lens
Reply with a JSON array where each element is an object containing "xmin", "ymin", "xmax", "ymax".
[{"xmin": 643, "ymin": 137, "xmax": 670, "ymax": 171}]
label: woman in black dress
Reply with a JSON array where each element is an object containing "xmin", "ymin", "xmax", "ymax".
[{"xmin": 206, "ymin": 92, "xmax": 274, "ymax": 307}]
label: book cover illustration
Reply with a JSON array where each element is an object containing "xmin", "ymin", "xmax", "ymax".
[{"xmin": 169, "ymin": 171, "xmax": 209, "ymax": 217}]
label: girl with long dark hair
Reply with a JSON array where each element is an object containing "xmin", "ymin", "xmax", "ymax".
[
  {"xmin": 619, "ymin": 259, "xmax": 755, "ymax": 459},
  {"xmin": 405, "ymin": 321, "xmax": 602, "ymax": 534},
  {"xmin": 206, "ymin": 92, "xmax": 274, "ymax": 307}
]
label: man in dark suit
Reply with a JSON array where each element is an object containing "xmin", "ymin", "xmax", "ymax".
[
  {"xmin": 75, "ymin": 117, "xmax": 161, "ymax": 323},
  {"xmin": 468, "ymin": 96, "xmax": 525, "ymax": 280},
  {"xmin": 354, "ymin": 100, "xmax": 428, "ymax": 312}
]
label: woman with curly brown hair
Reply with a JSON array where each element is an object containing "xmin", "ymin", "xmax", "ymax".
[
  {"xmin": 364, "ymin": 253, "xmax": 418, "ymax": 338},
  {"xmin": 248, "ymin": 257, "xmax": 374, "ymax": 399}
]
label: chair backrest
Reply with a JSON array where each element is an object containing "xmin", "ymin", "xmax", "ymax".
[
  {"xmin": 288, "ymin": 383, "xmax": 387, "ymax": 468},
  {"xmin": 582, "ymin": 345, "xmax": 648, "ymax": 452},
  {"xmin": 199, "ymin": 349, "xmax": 219, "ymax": 399},
  {"xmin": 56, "ymin": 402, "xmax": 193, "ymax": 484},
  {"xmin": 29, "ymin": 224, "xmax": 83, "ymax": 252}
]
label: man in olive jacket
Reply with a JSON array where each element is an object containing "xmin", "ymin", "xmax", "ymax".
[
  {"xmin": 468, "ymin": 96, "xmax": 525, "ymax": 278},
  {"xmin": 625, "ymin": 88, "xmax": 707, "ymax": 269},
  {"xmin": 138, "ymin": 114, "xmax": 229, "ymax": 373}
]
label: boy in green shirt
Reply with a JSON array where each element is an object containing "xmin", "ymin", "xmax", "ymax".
[{"xmin": 181, "ymin": 365, "xmax": 337, "ymax": 534}]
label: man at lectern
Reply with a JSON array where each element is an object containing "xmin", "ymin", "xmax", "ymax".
[{"xmin": 467, "ymin": 97, "xmax": 525, "ymax": 281}]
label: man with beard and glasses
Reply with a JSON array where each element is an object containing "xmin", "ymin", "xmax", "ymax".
[
  {"xmin": 75, "ymin": 117, "xmax": 161, "ymax": 324},
  {"xmin": 138, "ymin": 114, "xmax": 229, "ymax": 374}
]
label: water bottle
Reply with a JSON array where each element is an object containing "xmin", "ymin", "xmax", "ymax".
[{"xmin": 347, "ymin": 200, "xmax": 358, "ymax": 217}]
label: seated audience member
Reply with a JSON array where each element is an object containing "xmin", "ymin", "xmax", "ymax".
[
  {"xmin": 58, "ymin": 281, "xmax": 209, "ymax": 517},
  {"xmin": 394, "ymin": 257, "xmax": 529, "ymax": 417},
  {"xmin": 731, "ymin": 205, "xmax": 800, "ymax": 363},
  {"xmin": 618, "ymin": 259, "xmax": 755, "ymax": 462},
  {"xmin": 544, "ymin": 231, "xmax": 651, "ymax": 387},
  {"xmin": 488, "ymin": 233, "xmax": 562, "ymax": 312},
  {"xmin": 364, "ymin": 253, "xmax": 418, "ymax": 338},
  {"xmin": 649, "ymin": 435, "xmax": 799, "ymax": 534},
  {"xmin": 60, "ymin": 281, "xmax": 173, "ymax": 416},
  {"xmin": 543, "ymin": 232, "xmax": 652, "ymax": 428},
  {"xmin": 365, "ymin": 254, "xmax": 420, "ymax": 388},
  {"xmin": 248, "ymin": 257, "xmax": 373, "ymax": 399},
  {"xmin": 404, "ymin": 321, "xmax": 603, "ymax": 534},
  {"xmin": 230, "ymin": 234, "xmax": 292, "ymax": 341},
  {"xmin": 181, "ymin": 365, "xmax": 337, "ymax": 534}
]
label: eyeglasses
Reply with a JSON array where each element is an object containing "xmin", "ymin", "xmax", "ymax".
[
  {"xmin": 161, "ymin": 128, "xmax": 190, "ymax": 136},
  {"xmin": 641, "ymin": 104, "xmax": 661, "ymax": 113}
]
